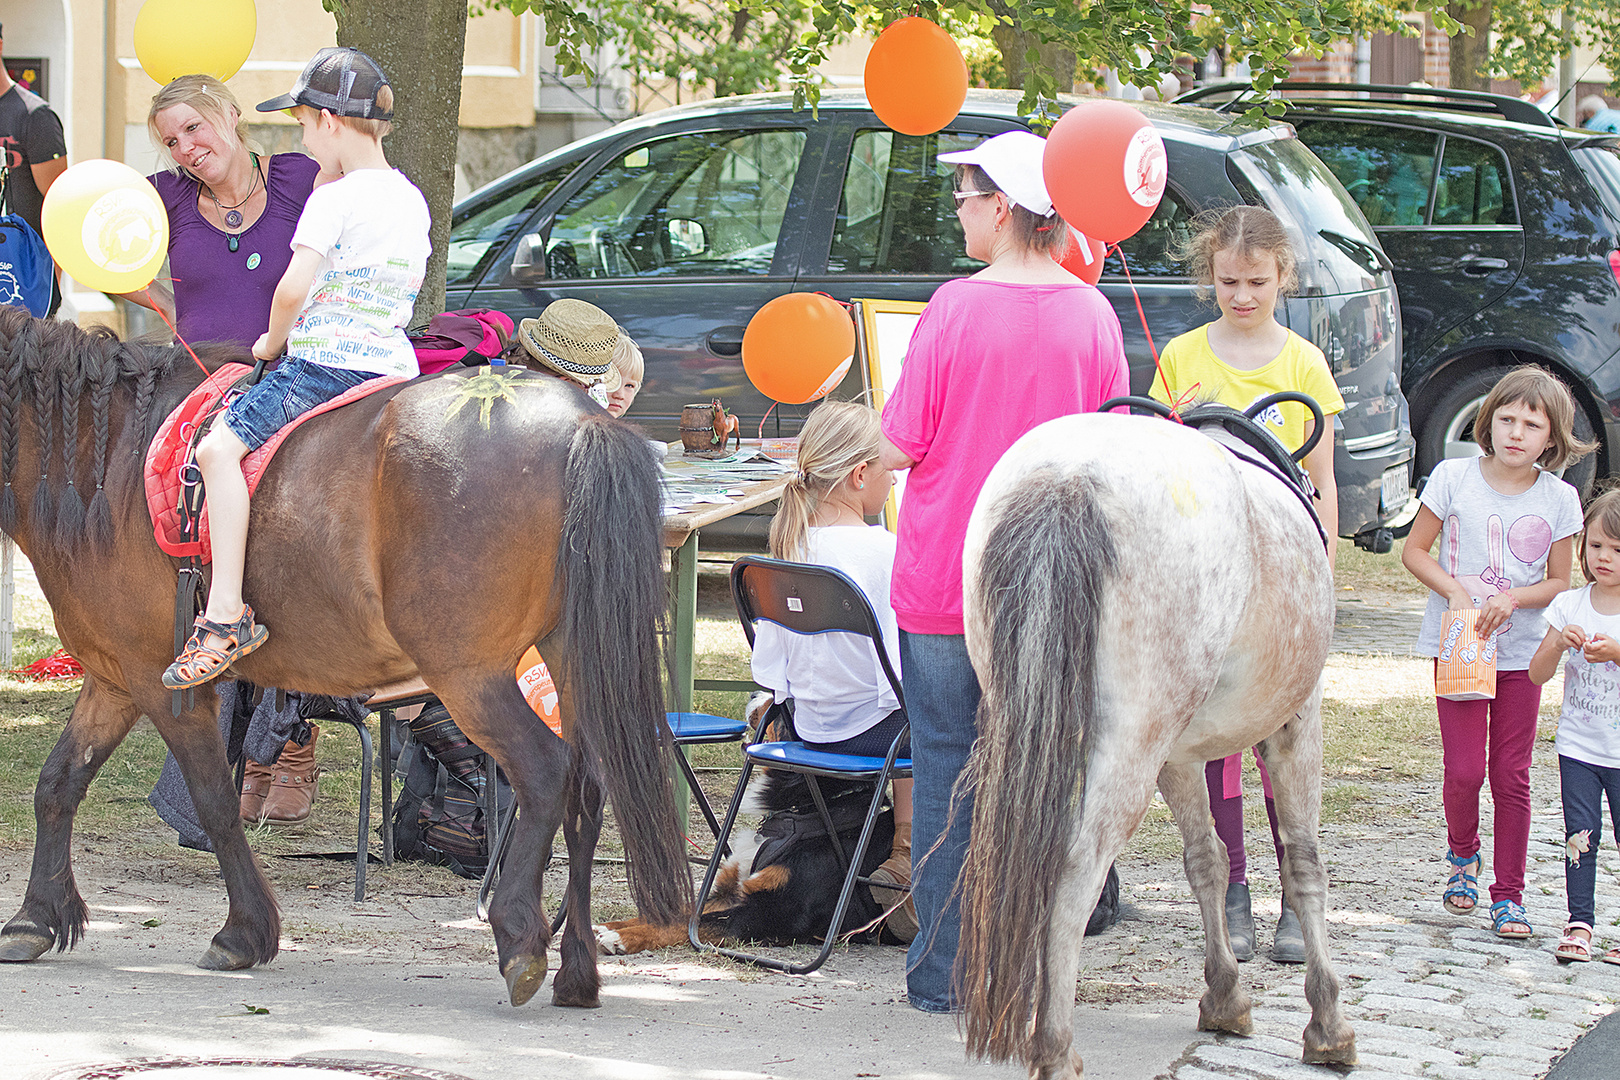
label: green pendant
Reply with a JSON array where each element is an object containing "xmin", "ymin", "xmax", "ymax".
[{"xmin": 228, "ymin": 235, "xmax": 239, "ymax": 253}]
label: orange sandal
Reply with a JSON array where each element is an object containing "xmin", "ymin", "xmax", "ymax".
[{"xmin": 162, "ymin": 606, "xmax": 270, "ymax": 689}]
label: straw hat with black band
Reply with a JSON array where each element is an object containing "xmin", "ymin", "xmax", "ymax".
[{"xmin": 517, "ymin": 299, "xmax": 623, "ymax": 393}]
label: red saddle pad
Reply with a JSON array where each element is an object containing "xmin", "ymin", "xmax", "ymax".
[{"xmin": 144, "ymin": 363, "xmax": 405, "ymax": 561}]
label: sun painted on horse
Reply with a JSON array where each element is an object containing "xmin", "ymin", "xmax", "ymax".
[
  {"xmin": 951, "ymin": 407, "xmax": 1356, "ymax": 1079},
  {"xmin": 0, "ymin": 306, "xmax": 691, "ymax": 1008}
]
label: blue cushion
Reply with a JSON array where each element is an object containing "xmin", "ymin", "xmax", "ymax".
[
  {"xmin": 745, "ymin": 741, "xmax": 911, "ymax": 775},
  {"xmin": 666, "ymin": 712, "xmax": 748, "ymax": 743}
]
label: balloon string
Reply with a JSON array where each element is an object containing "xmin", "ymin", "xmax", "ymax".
[
  {"xmin": 758, "ymin": 401, "xmax": 777, "ymax": 439},
  {"xmin": 144, "ymin": 287, "xmax": 210, "ymax": 376},
  {"xmin": 1110, "ymin": 244, "xmax": 1178, "ymax": 423}
]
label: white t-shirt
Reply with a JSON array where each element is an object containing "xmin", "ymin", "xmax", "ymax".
[
  {"xmin": 1544, "ymin": 585, "xmax": 1620, "ymax": 769},
  {"xmin": 287, "ymin": 169, "xmax": 431, "ymax": 378},
  {"xmin": 1416, "ymin": 457, "xmax": 1582, "ymax": 670},
  {"xmin": 750, "ymin": 525, "xmax": 901, "ymax": 745}
]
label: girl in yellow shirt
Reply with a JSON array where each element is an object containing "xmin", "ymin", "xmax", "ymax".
[{"xmin": 1149, "ymin": 205, "xmax": 1344, "ymax": 966}]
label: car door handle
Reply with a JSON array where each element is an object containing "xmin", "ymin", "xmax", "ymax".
[
  {"xmin": 1458, "ymin": 256, "xmax": 1509, "ymax": 276},
  {"xmin": 705, "ymin": 325, "xmax": 748, "ymax": 356}
]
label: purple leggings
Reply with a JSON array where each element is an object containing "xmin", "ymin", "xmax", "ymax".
[
  {"xmin": 1436, "ymin": 667, "xmax": 1540, "ymax": 905},
  {"xmin": 1206, "ymin": 753, "xmax": 1285, "ymax": 884}
]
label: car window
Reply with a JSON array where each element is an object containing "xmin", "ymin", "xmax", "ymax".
[
  {"xmin": 830, "ymin": 129, "xmax": 987, "ymax": 275},
  {"xmin": 1571, "ymin": 144, "xmax": 1620, "ymax": 219},
  {"xmin": 1294, "ymin": 121, "xmax": 1438, "ymax": 227},
  {"xmin": 1433, "ymin": 137, "xmax": 1516, "ymax": 226},
  {"xmin": 1101, "ymin": 186, "xmax": 1194, "ymax": 278},
  {"xmin": 445, "ymin": 161, "xmax": 575, "ymax": 288},
  {"xmin": 546, "ymin": 129, "xmax": 808, "ymax": 279}
]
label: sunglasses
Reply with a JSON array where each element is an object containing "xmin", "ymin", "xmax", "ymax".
[{"xmin": 952, "ymin": 188, "xmax": 996, "ymax": 201}]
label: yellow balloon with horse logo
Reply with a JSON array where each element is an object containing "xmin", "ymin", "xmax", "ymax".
[
  {"xmin": 40, "ymin": 160, "xmax": 170, "ymax": 295},
  {"xmin": 133, "ymin": 0, "xmax": 258, "ymax": 85}
]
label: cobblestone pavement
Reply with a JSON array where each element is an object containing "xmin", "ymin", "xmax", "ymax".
[{"xmin": 1156, "ymin": 599, "xmax": 1619, "ymax": 1079}]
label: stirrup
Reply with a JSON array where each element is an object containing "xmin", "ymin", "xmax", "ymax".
[{"xmin": 162, "ymin": 606, "xmax": 270, "ymax": 690}]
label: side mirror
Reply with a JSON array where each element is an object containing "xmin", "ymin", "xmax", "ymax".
[
  {"xmin": 668, "ymin": 218, "xmax": 707, "ymax": 258},
  {"xmin": 509, "ymin": 233, "xmax": 548, "ymax": 285}
]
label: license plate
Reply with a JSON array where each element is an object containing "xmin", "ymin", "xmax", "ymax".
[{"xmin": 1381, "ymin": 463, "xmax": 1410, "ymax": 514}]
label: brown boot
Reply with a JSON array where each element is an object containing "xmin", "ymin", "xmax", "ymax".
[
  {"xmin": 869, "ymin": 821, "xmax": 917, "ymax": 943},
  {"xmin": 240, "ymin": 758, "xmax": 273, "ymax": 823},
  {"xmin": 259, "ymin": 724, "xmax": 320, "ymax": 825}
]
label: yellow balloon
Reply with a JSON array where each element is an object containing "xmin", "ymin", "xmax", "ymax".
[
  {"xmin": 134, "ymin": 0, "xmax": 257, "ymax": 85},
  {"xmin": 41, "ymin": 161, "xmax": 170, "ymax": 295}
]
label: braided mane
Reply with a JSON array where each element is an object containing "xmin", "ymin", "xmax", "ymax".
[{"xmin": 0, "ymin": 306, "xmax": 244, "ymax": 552}]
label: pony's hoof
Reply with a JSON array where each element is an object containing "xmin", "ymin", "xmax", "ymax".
[
  {"xmin": 1197, "ymin": 997, "xmax": 1253, "ymax": 1036},
  {"xmin": 197, "ymin": 943, "xmax": 255, "ymax": 971},
  {"xmin": 1030, "ymin": 1049, "xmax": 1083, "ymax": 1079},
  {"xmin": 503, "ymin": 954, "xmax": 547, "ymax": 1007},
  {"xmin": 1303, "ymin": 1025, "xmax": 1357, "ymax": 1066},
  {"xmin": 0, "ymin": 929, "xmax": 53, "ymax": 962}
]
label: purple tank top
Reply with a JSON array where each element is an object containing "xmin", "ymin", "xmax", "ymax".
[{"xmin": 151, "ymin": 154, "xmax": 320, "ymax": 348}]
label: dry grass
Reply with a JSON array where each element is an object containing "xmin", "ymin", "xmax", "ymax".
[{"xmin": 1333, "ymin": 538, "xmax": 1427, "ymax": 598}]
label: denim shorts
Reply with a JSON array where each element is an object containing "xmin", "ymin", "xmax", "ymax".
[{"xmin": 222, "ymin": 357, "xmax": 379, "ymax": 451}]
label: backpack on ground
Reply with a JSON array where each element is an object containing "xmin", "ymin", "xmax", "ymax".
[{"xmin": 390, "ymin": 700, "xmax": 512, "ymax": 878}]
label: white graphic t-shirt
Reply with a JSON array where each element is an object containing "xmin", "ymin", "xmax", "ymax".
[
  {"xmin": 1544, "ymin": 585, "xmax": 1620, "ymax": 769},
  {"xmin": 1416, "ymin": 456, "xmax": 1582, "ymax": 670},
  {"xmin": 287, "ymin": 168, "xmax": 430, "ymax": 378}
]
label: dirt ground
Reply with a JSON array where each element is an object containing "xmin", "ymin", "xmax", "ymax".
[{"xmin": 0, "ymin": 591, "xmax": 1558, "ymax": 1012}]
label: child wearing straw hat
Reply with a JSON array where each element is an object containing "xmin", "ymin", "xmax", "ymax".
[{"xmin": 515, "ymin": 299, "xmax": 624, "ymax": 408}]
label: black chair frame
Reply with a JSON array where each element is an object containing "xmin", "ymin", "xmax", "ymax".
[{"xmin": 689, "ymin": 555, "xmax": 911, "ymax": 975}]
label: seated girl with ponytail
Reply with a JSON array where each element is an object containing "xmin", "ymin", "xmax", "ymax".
[{"xmin": 750, "ymin": 399, "xmax": 916, "ymax": 941}]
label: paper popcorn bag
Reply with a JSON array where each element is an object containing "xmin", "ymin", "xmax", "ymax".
[{"xmin": 1435, "ymin": 608, "xmax": 1497, "ymax": 701}]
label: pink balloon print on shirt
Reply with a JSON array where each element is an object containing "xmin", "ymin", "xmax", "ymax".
[{"xmin": 1507, "ymin": 515, "xmax": 1552, "ymax": 565}]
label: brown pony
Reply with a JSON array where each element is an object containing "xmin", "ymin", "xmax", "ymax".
[{"xmin": 0, "ymin": 307, "xmax": 691, "ymax": 1008}]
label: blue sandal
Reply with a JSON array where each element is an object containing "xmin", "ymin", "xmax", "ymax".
[
  {"xmin": 1443, "ymin": 849, "xmax": 1481, "ymax": 915},
  {"xmin": 1490, "ymin": 899, "xmax": 1533, "ymax": 940}
]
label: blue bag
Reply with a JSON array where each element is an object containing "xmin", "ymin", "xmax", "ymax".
[{"xmin": 0, "ymin": 168, "xmax": 53, "ymax": 317}]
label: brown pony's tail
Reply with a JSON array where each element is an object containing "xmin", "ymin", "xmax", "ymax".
[
  {"xmin": 955, "ymin": 468, "xmax": 1117, "ymax": 1062},
  {"xmin": 560, "ymin": 414, "xmax": 693, "ymax": 924}
]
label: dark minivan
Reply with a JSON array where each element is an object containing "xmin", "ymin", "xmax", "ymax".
[{"xmin": 445, "ymin": 89, "xmax": 1413, "ymax": 548}]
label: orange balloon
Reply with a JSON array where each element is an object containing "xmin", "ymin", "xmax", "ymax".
[
  {"xmin": 865, "ymin": 18, "xmax": 968, "ymax": 136},
  {"xmin": 742, "ymin": 294, "xmax": 856, "ymax": 405},
  {"xmin": 1043, "ymin": 100, "xmax": 1168, "ymax": 244},
  {"xmin": 1056, "ymin": 228, "xmax": 1108, "ymax": 285}
]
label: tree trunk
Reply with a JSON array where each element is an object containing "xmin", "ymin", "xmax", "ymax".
[
  {"xmin": 330, "ymin": 0, "xmax": 469, "ymax": 326},
  {"xmin": 1445, "ymin": 0, "xmax": 1493, "ymax": 91},
  {"xmin": 986, "ymin": 1, "xmax": 1075, "ymax": 93}
]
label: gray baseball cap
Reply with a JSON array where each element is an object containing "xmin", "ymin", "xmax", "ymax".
[{"xmin": 257, "ymin": 47, "xmax": 393, "ymax": 120}]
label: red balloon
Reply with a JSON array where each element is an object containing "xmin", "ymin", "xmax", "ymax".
[
  {"xmin": 865, "ymin": 18, "xmax": 969, "ymax": 136},
  {"xmin": 742, "ymin": 294, "xmax": 856, "ymax": 405},
  {"xmin": 1056, "ymin": 228, "xmax": 1108, "ymax": 285},
  {"xmin": 1043, "ymin": 100, "xmax": 1168, "ymax": 244}
]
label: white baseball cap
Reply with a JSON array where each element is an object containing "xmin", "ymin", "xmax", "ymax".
[{"xmin": 939, "ymin": 131, "xmax": 1055, "ymax": 217}]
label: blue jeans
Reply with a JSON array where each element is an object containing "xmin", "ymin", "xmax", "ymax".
[
  {"xmin": 223, "ymin": 358, "xmax": 380, "ymax": 451},
  {"xmin": 1561, "ymin": 754, "xmax": 1620, "ymax": 927},
  {"xmin": 901, "ymin": 630, "xmax": 980, "ymax": 1013}
]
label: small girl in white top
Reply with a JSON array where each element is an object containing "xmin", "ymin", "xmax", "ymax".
[
  {"xmin": 751, "ymin": 399, "xmax": 914, "ymax": 939},
  {"xmin": 1531, "ymin": 488, "xmax": 1620, "ymax": 964}
]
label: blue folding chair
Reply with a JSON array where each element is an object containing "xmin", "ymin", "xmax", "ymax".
[{"xmin": 689, "ymin": 555, "xmax": 911, "ymax": 974}]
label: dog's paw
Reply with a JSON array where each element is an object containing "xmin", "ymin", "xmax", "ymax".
[{"xmin": 594, "ymin": 925, "xmax": 626, "ymax": 955}]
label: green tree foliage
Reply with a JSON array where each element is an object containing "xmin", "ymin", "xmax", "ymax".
[
  {"xmin": 596, "ymin": 0, "xmax": 816, "ymax": 100},
  {"xmin": 1483, "ymin": 0, "xmax": 1620, "ymax": 92}
]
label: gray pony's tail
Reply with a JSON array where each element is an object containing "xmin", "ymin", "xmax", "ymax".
[{"xmin": 955, "ymin": 468, "xmax": 1117, "ymax": 1062}]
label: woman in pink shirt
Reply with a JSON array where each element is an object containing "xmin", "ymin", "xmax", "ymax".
[{"xmin": 878, "ymin": 131, "xmax": 1129, "ymax": 1012}]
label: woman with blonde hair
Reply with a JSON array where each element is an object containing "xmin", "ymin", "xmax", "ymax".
[
  {"xmin": 130, "ymin": 74, "xmax": 329, "ymax": 831},
  {"xmin": 122, "ymin": 74, "xmax": 330, "ymax": 348},
  {"xmin": 752, "ymin": 399, "xmax": 915, "ymax": 941}
]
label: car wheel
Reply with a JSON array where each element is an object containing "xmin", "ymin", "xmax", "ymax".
[{"xmin": 1417, "ymin": 364, "xmax": 1598, "ymax": 497}]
